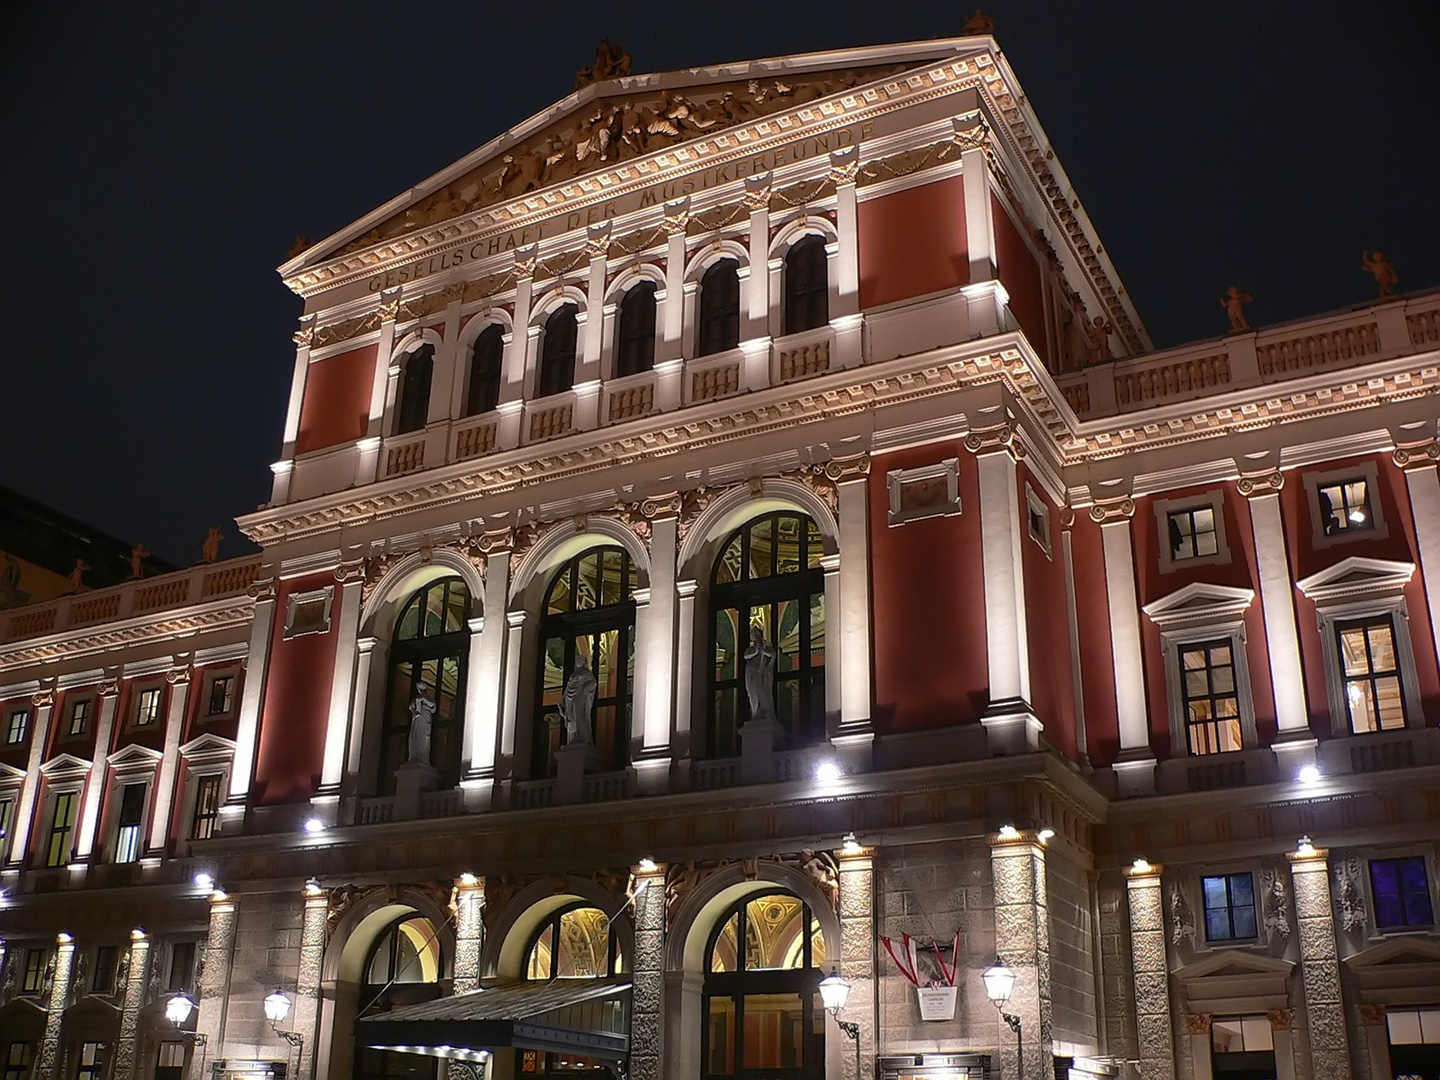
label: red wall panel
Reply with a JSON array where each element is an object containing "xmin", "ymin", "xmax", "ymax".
[
  {"xmin": 858, "ymin": 175, "xmax": 969, "ymax": 309},
  {"xmin": 1071, "ymin": 518, "xmax": 1121, "ymax": 765},
  {"xmin": 294, "ymin": 344, "xmax": 378, "ymax": 456},
  {"xmin": 868, "ymin": 444, "xmax": 988, "ymax": 733},
  {"xmin": 252, "ymin": 575, "xmax": 338, "ymax": 805},
  {"xmin": 1018, "ymin": 465, "xmax": 1077, "ymax": 760},
  {"xmin": 993, "ymin": 194, "xmax": 1049, "ymax": 366}
]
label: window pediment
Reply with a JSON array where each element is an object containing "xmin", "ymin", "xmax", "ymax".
[
  {"xmin": 1143, "ymin": 582, "xmax": 1255, "ymax": 629},
  {"xmin": 1295, "ymin": 556, "xmax": 1414, "ymax": 603},
  {"xmin": 39, "ymin": 752, "xmax": 93, "ymax": 779},
  {"xmin": 1173, "ymin": 950, "xmax": 1294, "ymax": 1012},
  {"xmin": 179, "ymin": 732, "xmax": 237, "ymax": 767},
  {"xmin": 1346, "ymin": 937, "xmax": 1440, "ymax": 1004},
  {"xmin": 0, "ymin": 760, "xmax": 25, "ymax": 784},
  {"xmin": 108, "ymin": 742, "xmax": 163, "ymax": 773}
]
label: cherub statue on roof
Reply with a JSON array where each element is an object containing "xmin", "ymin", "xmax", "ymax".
[
  {"xmin": 1084, "ymin": 314, "xmax": 1113, "ymax": 362},
  {"xmin": 576, "ymin": 38, "xmax": 632, "ymax": 88},
  {"xmin": 963, "ymin": 8, "xmax": 996, "ymax": 35},
  {"xmin": 1221, "ymin": 285, "xmax": 1253, "ymax": 332},
  {"xmin": 1361, "ymin": 250, "xmax": 1399, "ymax": 298}
]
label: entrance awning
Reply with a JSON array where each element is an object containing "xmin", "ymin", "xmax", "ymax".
[{"xmin": 357, "ymin": 977, "xmax": 630, "ymax": 1065}]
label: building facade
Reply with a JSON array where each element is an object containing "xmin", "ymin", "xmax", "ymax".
[{"xmin": 2, "ymin": 34, "xmax": 1439, "ymax": 1080}]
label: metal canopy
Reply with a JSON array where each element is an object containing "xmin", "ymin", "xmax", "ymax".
[{"xmin": 357, "ymin": 978, "xmax": 630, "ymax": 1063}]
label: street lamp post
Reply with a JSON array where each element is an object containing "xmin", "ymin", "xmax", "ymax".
[
  {"xmin": 983, "ymin": 958, "xmax": 1023, "ymax": 1078},
  {"xmin": 166, "ymin": 994, "xmax": 209, "ymax": 1075},
  {"xmin": 264, "ymin": 988, "xmax": 305, "ymax": 1076},
  {"xmin": 818, "ymin": 967, "xmax": 861, "ymax": 1079}
]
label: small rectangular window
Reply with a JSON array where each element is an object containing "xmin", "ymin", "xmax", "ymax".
[
  {"xmin": 21, "ymin": 948, "xmax": 47, "ymax": 994},
  {"xmin": 1337, "ymin": 617, "xmax": 1407, "ymax": 733},
  {"xmin": 1166, "ymin": 505, "xmax": 1218, "ymax": 561},
  {"xmin": 45, "ymin": 790, "xmax": 77, "ymax": 868},
  {"xmin": 2, "ymin": 1042, "xmax": 32, "ymax": 1080},
  {"xmin": 1202, "ymin": 873, "xmax": 1257, "ymax": 941},
  {"xmin": 5, "ymin": 709, "xmax": 28, "ymax": 745},
  {"xmin": 1369, "ymin": 856, "xmax": 1434, "ymax": 929},
  {"xmin": 115, "ymin": 782, "xmax": 147, "ymax": 864},
  {"xmin": 1317, "ymin": 477, "xmax": 1373, "ymax": 535},
  {"xmin": 76, "ymin": 1041, "xmax": 104, "ymax": 1080},
  {"xmin": 191, "ymin": 775, "xmax": 222, "ymax": 841},
  {"xmin": 1387, "ymin": 1007, "xmax": 1440, "ymax": 1045},
  {"xmin": 156, "ymin": 1042, "xmax": 187, "ymax": 1080},
  {"xmin": 92, "ymin": 944, "xmax": 118, "ymax": 995},
  {"xmin": 206, "ymin": 676, "xmax": 235, "ymax": 716},
  {"xmin": 167, "ymin": 941, "xmax": 196, "ymax": 993},
  {"xmin": 1212, "ymin": 1015, "xmax": 1274, "ymax": 1053},
  {"xmin": 1180, "ymin": 641, "xmax": 1243, "ymax": 754},
  {"xmin": 135, "ymin": 687, "xmax": 163, "ymax": 726},
  {"xmin": 68, "ymin": 699, "xmax": 91, "ymax": 736}
]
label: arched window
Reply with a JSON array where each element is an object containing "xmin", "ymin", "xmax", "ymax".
[
  {"xmin": 534, "ymin": 547, "xmax": 637, "ymax": 778},
  {"xmin": 356, "ymin": 913, "xmax": 442, "ymax": 1080},
  {"xmin": 697, "ymin": 259, "xmax": 741, "ymax": 357},
  {"xmin": 708, "ymin": 513, "xmax": 826, "ymax": 759},
  {"xmin": 395, "ymin": 344, "xmax": 435, "ymax": 434},
  {"xmin": 538, "ymin": 304, "xmax": 579, "ymax": 397},
  {"xmin": 378, "ymin": 577, "xmax": 470, "ymax": 793},
  {"xmin": 703, "ymin": 892, "xmax": 826, "ymax": 1080},
  {"xmin": 615, "ymin": 281, "xmax": 658, "ymax": 378},
  {"xmin": 524, "ymin": 904, "xmax": 624, "ymax": 979},
  {"xmin": 466, "ymin": 323, "xmax": 505, "ymax": 416},
  {"xmin": 783, "ymin": 235, "xmax": 828, "ymax": 336}
]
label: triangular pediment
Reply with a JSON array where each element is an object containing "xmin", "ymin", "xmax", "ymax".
[
  {"xmin": 1174, "ymin": 950, "xmax": 1293, "ymax": 1012},
  {"xmin": 1295, "ymin": 556, "xmax": 1414, "ymax": 603},
  {"xmin": 108, "ymin": 741, "xmax": 163, "ymax": 770},
  {"xmin": 179, "ymin": 732, "xmax": 236, "ymax": 766},
  {"xmin": 1175, "ymin": 949, "xmax": 1294, "ymax": 983},
  {"xmin": 0, "ymin": 760, "xmax": 25, "ymax": 784},
  {"xmin": 39, "ymin": 752, "xmax": 92, "ymax": 778},
  {"xmin": 1347, "ymin": 937, "xmax": 1440, "ymax": 1002},
  {"xmin": 1143, "ymin": 582, "xmax": 1255, "ymax": 628},
  {"xmin": 285, "ymin": 40, "xmax": 979, "ymax": 274}
]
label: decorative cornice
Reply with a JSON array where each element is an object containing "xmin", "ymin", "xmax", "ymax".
[
  {"xmin": 1393, "ymin": 440, "xmax": 1440, "ymax": 469},
  {"xmin": 1089, "ymin": 498, "xmax": 1135, "ymax": 524},
  {"xmin": 1, "ymin": 603, "xmax": 253, "ymax": 674},
  {"xmin": 1236, "ymin": 470, "xmax": 1284, "ymax": 497}
]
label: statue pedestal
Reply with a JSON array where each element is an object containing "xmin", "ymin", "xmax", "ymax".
[
  {"xmin": 739, "ymin": 719, "xmax": 782, "ymax": 785},
  {"xmin": 556, "ymin": 743, "xmax": 602, "ymax": 805},
  {"xmin": 393, "ymin": 760, "xmax": 440, "ymax": 821}
]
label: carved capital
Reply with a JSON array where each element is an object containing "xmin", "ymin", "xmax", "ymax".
[
  {"xmin": 1393, "ymin": 440, "xmax": 1440, "ymax": 469},
  {"xmin": 97, "ymin": 678, "xmax": 120, "ymax": 698},
  {"xmin": 165, "ymin": 664, "xmax": 192, "ymax": 687},
  {"xmin": 1358, "ymin": 1004, "xmax": 1387, "ymax": 1027},
  {"xmin": 291, "ymin": 317, "xmax": 315, "ymax": 348},
  {"xmin": 1237, "ymin": 470, "xmax": 1284, "ymax": 497},
  {"xmin": 822, "ymin": 453, "xmax": 871, "ymax": 484},
  {"xmin": 451, "ymin": 537, "xmax": 489, "ymax": 579},
  {"xmin": 247, "ymin": 576, "xmax": 278, "ymax": 602},
  {"xmin": 827, "ymin": 147, "xmax": 859, "ymax": 186},
  {"xmin": 951, "ymin": 112, "xmax": 990, "ymax": 151},
  {"xmin": 585, "ymin": 221, "xmax": 612, "ymax": 259},
  {"xmin": 334, "ymin": 559, "xmax": 367, "ymax": 586},
  {"xmin": 1058, "ymin": 506, "xmax": 1077, "ymax": 529},
  {"xmin": 1184, "ymin": 1013, "xmax": 1213, "ymax": 1035},
  {"xmin": 742, "ymin": 173, "xmax": 771, "ymax": 212},
  {"xmin": 639, "ymin": 491, "xmax": 684, "ymax": 520},
  {"xmin": 513, "ymin": 244, "xmax": 539, "ymax": 279},
  {"xmin": 1267, "ymin": 1008, "xmax": 1294, "ymax": 1031},
  {"xmin": 1089, "ymin": 498, "xmax": 1136, "ymax": 524},
  {"xmin": 789, "ymin": 467, "xmax": 840, "ymax": 516},
  {"xmin": 964, "ymin": 423, "xmax": 1019, "ymax": 456},
  {"xmin": 30, "ymin": 687, "xmax": 55, "ymax": 710},
  {"xmin": 376, "ymin": 291, "xmax": 401, "ymax": 323}
]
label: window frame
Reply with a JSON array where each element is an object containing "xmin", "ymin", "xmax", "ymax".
[
  {"xmin": 190, "ymin": 772, "xmax": 224, "ymax": 842},
  {"xmin": 696, "ymin": 258, "xmax": 741, "ymax": 358},
  {"xmin": 43, "ymin": 787, "xmax": 79, "ymax": 868},
  {"xmin": 203, "ymin": 670, "xmax": 238, "ymax": 719},
  {"xmin": 166, "ymin": 940, "xmax": 198, "ymax": 994},
  {"xmin": 283, "ymin": 585, "xmax": 334, "ymax": 640},
  {"xmin": 64, "ymin": 695, "xmax": 93, "ymax": 739},
  {"xmin": 1200, "ymin": 871, "xmax": 1259, "ymax": 943},
  {"xmin": 781, "ymin": 234, "xmax": 829, "ymax": 337},
  {"xmin": 132, "ymin": 684, "xmax": 164, "ymax": 728},
  {"xmin": 1153, "ymin": 491, "xmax": 1231, "ymax": 574},
  {"xmin": 1367, "ymin": 854, "xmax": 1436, "ymax": 932},
  {"xmin": 537, "ymin": 303, "xmax": 580, "ymax": 398},
  {"xmin": 1024, "ymin": 482, "xmax": 1052, "ymax": 557},
  {"xmin": 4, "ymin": 707, "xmax": 28, "ymax": 746},
  {"xmin": 465, "ymin": 322, "xmax": 506, "ymax": 417},
  {"xmin": 112, "ymin": 779, "xmax": 148, "ymax": 864},
  {"xmin": 522, "ymin": 902, "xmax": 623, "ymax": 981},
  {"xmin": 1334, "ymin": 615, "xmax": 1409, "ymax": 734},
  {"xmin": 1302, "ymin": 461, "xmax": 1388, "ymax": 550},
  {"xmin": 20, "ymin": 947, "xmax": 48, "ymax": 995},
  {"xmin": 2, "ymin": 1041, "xmax": 33, "ymax": 1080},
  {"xmin": 613, "ymin": 280, "xmax": 658, "ymax": 379},
  {"xmin": 91, "ymin": 943, "xmax": 119, "ymax": 996},
  {"xmin": 393, "ymin": 342, "xmax": 436, "ymax": 436}
]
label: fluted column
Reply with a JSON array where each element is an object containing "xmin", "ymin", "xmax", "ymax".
[
  {"xmin": 148, "ymin": 662, "xmax": 192, "ymax": 856},
  {"xmin": 37, "ymin": 932, "xmax": 77, "ymax": 1080},
  {"xmin": 991, "ymin": 831, "xmax": 1052, "ymax": 1080},
  {"xmin": 1125, "ymin": 862, "xmax": 1175, "ymax": 1080},
  {"xmin": 6, "ymin": 685, "xmax": 55, "ymax": 867},
  {"xmin": 1095, "ymin": 498, "xmax": 1156, "ymax": 794},
  {"xmin": 191, "ymin": 891, "xmax": 238, "ymax": 1080},
  {"xmin": 1395, "ymin": 441, "xmax": 1440, "ymax": 672},
  {"xmin": 837, "ymin": 843, "xmax": 875, "ymax": 1080},
  {"xmin": 73, "ymin": 672, "xmax": 120, "ymax": 862},
  {"xmin": 629, "ymin": 858, "xmax": 667, "ymax": 1080},
  {"xmin": 1289, "ymin": 843, "xmax": 1350, "ymax": 1077},
  {"xmin": 113, "ymin": 929, "xmax": 153, "ymax": 1079}
]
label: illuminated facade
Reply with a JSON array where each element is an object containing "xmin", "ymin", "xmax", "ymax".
[{"xmin": 2, "ymin": 33, "xmax": 1440, "ymax": 1080}]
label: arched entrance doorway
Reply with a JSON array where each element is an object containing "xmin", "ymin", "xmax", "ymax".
[{"xmin": 355, "ymin": 913, "xmax": 443, "ymax": 1080}]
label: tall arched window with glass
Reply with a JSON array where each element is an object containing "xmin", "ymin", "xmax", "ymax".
[
  {"xmin": 708, "ymin": 513, "xmax": 825, "ymax": 759},
  {"xmin": 615, "ymin": 281, "xmax": 657, "ymax": 377},
  {"xmin": 783, "ymin": 235, "xmax": 828, "ymax": 336},
  {"xmin": 466, "ymin": 323, "xmax": 505, "ymax": 416},
  {"xmin": 534, "ymin": 548, "xmax": 637, "ymax": 777},
  {"xmin": 355, "ymin": 913, "xmax": 442, "ymax": 1080},
  {"xmin": 395, "ymin": 344, "xmax": 435, "ymax": 435},
  {"xmin": 520, "ymin": 904, "xmax": 626, "ymax": 1075},
  {"xmin": 703, "ymin": 891, "xmax": 827, "ymax": 1080},
  {"xmin": 379, "ymin": 577, "xmax": 470, "ymax": 793},
  {"xmin": 697, "ymin": 259, "xmax": 741, "ymax": 357},
  {"xmin": 538, "ymin": 304, "xmax": 579, "ymax": 397}
]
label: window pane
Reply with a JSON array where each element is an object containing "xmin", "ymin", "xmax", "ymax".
[
  {"xmin": 710, "ymin": 913, "xmax": 739, "ymax": 972},
  {"xmin": 744, "ymin": 894, "xmax": 807, "ymax": 970},
  {"xmin": 526, "ymin": 924, "xmax": 554, "ymax": 980},
  {"xmin": 740, "ymin": 992, "xmax": 805, "ymax": 1070},
  {"xmin": 555, "ymin": 907, "xmax": 610, "ymax": 977},
  {"xmin": 707, "ymin": 995, "xmax": 737, "ymax": 1075},
  {"xmin": 749, "ymin": 518, "xmax": 773, "ymax": 579},
  {"xmin": 1389, "ymin": 1009, "xmax": 1424, "ymax": 1045}
]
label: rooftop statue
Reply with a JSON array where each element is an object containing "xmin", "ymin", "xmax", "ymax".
[
  {"xmin": 962, "ymin": 8, "xmax": 997, "ymax": 35},
  {"xmin": 69, "ymin": 558, "xmax": 90, "ymax": 593},
  {"xmin": 576, "ymin": 38, "xmax": 632, "ymax": 89},
  {"xmin": 1362, "ymin": 250, "xmax": 1399, "ymax": 298},
  {"xmin": 1221, "ymin": 285, "xmax": 1253, "ymax": 332},
  {"xmin": 129, "ymin": 543, "xmax": 149, "ymax": 579},
  {"xmin": 202, "ymin": 527, "xmax": 224, "ymax": 564}
]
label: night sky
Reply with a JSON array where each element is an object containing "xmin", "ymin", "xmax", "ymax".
[{"xmin": 3, "ymin": 1, "xmax": 1437, "ymax": 565}]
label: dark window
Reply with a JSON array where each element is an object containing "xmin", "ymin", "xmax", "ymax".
[
  {"xmin": 465, "ymin": 323, "xmax": 505, "ymax": 416},
  {"xmin": 191, "ymin": 775, "xmax": 222, "ymax": 841},
  {"xmin": 45, "ymin": 791, "xmax": 77, "ymax": 867},
  {"xmin": 206, "ymin": 675, "xmax": 235, "ymax": 716},
  {"xmin": 67, "ymin": 699, "xmax": 90, "ymax": 736},
  {"xmin": 0, "ymin": 798, "xmax": 12, "ymax": 843},
  {"xmin": 524, "ymin": 903, "xmax": 621, "ymax": 980},
  {"xmin": 135, "ymin": 686, "xmax": 162, "ymax": 726},
  {"xmin": 697, "ymin": 259, "xmax": 741, "ymax": 357},
  {"xmin": 533, "ymin": 548, "xmax": 637, "ymax": 779},
  {"xmin": 155, "ymin": 1042, "xmax": 187, "ymax": 1080},
  {"xmin": 1180, "ymin": 641, "xmax": 1243, "ymax": 755},
  {"xmin": 5, "ymin": 709, "xmax": 27, "ymax": 745},
  {"xmin": 1337, "ymin": 617, "xmax": 1406, "ymax": 733},
  {"xmin": 167, "ymin": 941, "xmax": 196, "ymax": 993},
  {"xmin": 537, "ymin": 304, "xmax": 579, "ymax": 397},
  {"xmin": 2, "ymin": 1043, "xmax": 31, "ymax": 1080},
  {"xmin": 379, "ymin": 577, "xmax": 470, "ymax": 794},
  {"xmin": 1166, "ymin": 506, "xmax": 1218, "ymax": 561},
  {"xmin": 1370, "ymin": 856, "xmax": 1434, "ymax": 929},
  {"xmin": 76, "ymin": 1042, "xmax": 104, "ymax": 1080},
  {"xmin": 703, "ymin": 891, "xmax": 826, "ymax": 1080},
  {"xmin": 115, "ymin": 782, "xmax": 146, "ymax": 863},
  {"xmin": 615, "ymin": 281, "xmax": 658, "ymax": 378},
  {"xmin": 1318, "ymin": 477, "xmax": 1373, "ymax": 535},
  {"xmin": 783, "ymin": 235, "xmax": 828, "ymax": 336},
  {"xmin": 1202, "ymin": 873, "xmax": 1257, "ymax": 941},
  {"xmin": 394, "ymin": 344, "xmax": 435, "ymax": 435},
  {"xmin": 708, "ymin": 513, "xmax": 826, "ymax": 760},
  {"xmin": 1210, "ymin": 1016, "xmax": 1276, "ymax": 1077},
  {"xmin": 92, "ymin": 945, "xmax": 118, "ymax": 995},
  {"xmin": 21, "ymin": 948, "xmax": 47, "ymax": 994}
]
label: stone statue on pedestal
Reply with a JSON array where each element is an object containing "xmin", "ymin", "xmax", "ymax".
[
  {"xmin": 407, "ymin": 683, "xmax": 436, "ymax": 763},
  {"xmin": 561, "ymin": 654, "xmax": 598, "ymax": 745},
  {"xmin": 743, "ymin": 626, "xmax": 778, "ymax": 724}
]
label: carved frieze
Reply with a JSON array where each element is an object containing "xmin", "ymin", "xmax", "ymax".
[
  {"xmin": 857, "ymin": 135, "xmax": 964, "ymax": 187},
  {"xmin": 1184, "ymin": 1013, "xmax": 1213, "ymax": 1035},
  {"xmin": 1166, "ymin": 877, "xmax": 1196, "ymax": 951}
]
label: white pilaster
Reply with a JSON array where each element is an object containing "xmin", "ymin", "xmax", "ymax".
[
  {"xmin": 344, "ymin": 638, "xmax": 378, "ymax": 783},
  {"xmin": 1396, "ymin": 443, "xmax": 1440, "ymax": 672},
  {"xmin": 820, "ymin": 554, "xmax": 842, "ymax": 732},
  {"xmin": 834, "ymin": 462, "xmax": 873, "ymax": 764},
  {"xmin": 961, "ymin": 146, "xmax": 996, "ymax": 283},
  {"xmin": 966, "ymin": 431, "xmax": 1033, "ymax": 716},
  {"xmin": 468, "ymin": 546, "xmax": 512, "ymax": 792},
  {"xmin": 1095, "ymin": 499, "xmax": 1155, "ymax": 791},
  {"xmin": 1060, "ymin": 519, "xmax": 1090, "ymax": 764},
  {"xmin": 499, "ymin": 610, "xmax": 529, "ymax": 765},
  {"xmin": 674, "ymin": 579, "xmax": 699, "ymax": 756},
  {"xmin": 5, "ymin": 688, "xmax": 54, "ymax": 866},
  {"xmin": 641, "ymin": 508, "xmax": 680, "ymax": 760},
  {"xmin": 227, "ymin": 578, "xmax": 278, "ymax": 819},
  {"xmin": 148, "ymin": 663, "xmax": 191, "ymax": 855},
  {"xmin": 273, "ymin": 327, "xmax": 312, "ymax": 502},
  {"xmin": 745, "ymin": 174, "xmax": 772, "ymax": 341},
  {"xmin": 73, "ymin": 674, "xmax": 120, "ymax": 862},
  {"xmin": 315, "ymin": 567, "xmax": 365, "ymax": 816}
]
